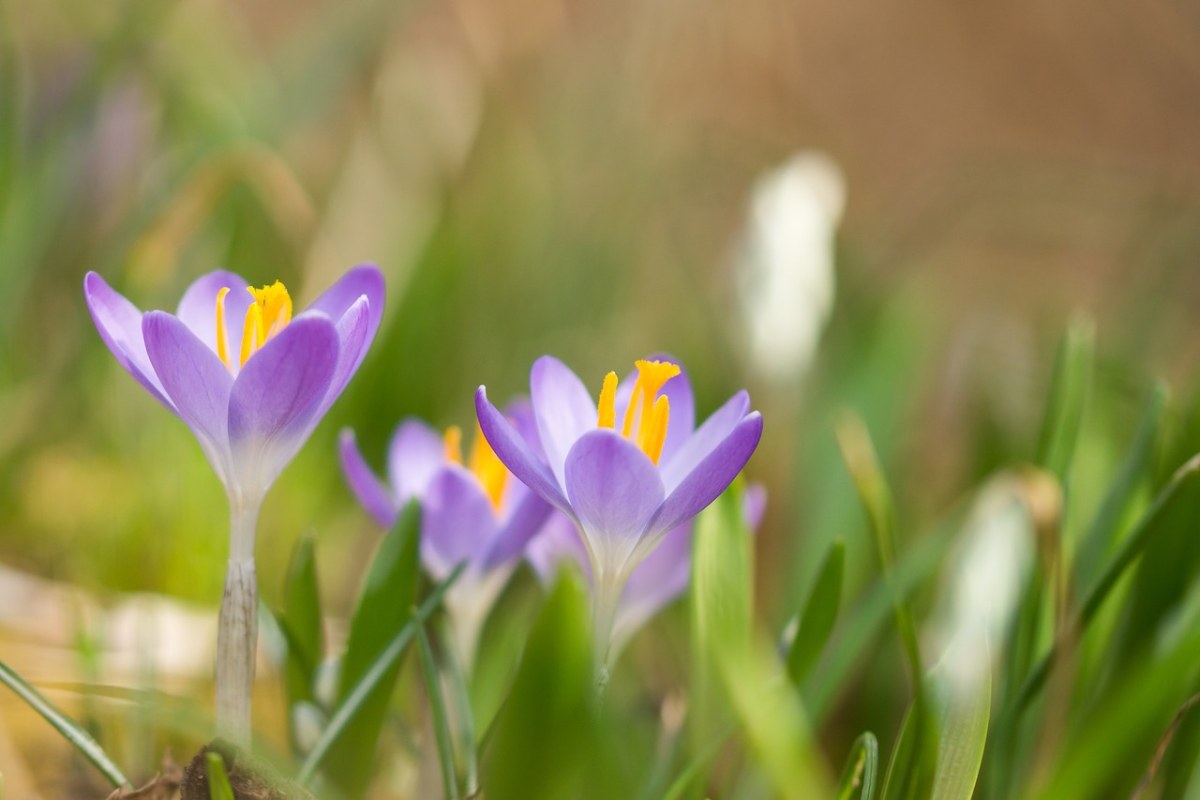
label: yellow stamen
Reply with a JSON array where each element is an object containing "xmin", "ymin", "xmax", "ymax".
[
  {"xmin": 640, "ymin": 395, "xmax": 671, "ymax": 464},
  {"xmin": 444, "ymin": 426, "xmax": 463, "ymax": 465},
  {"xmin": 215, "ymin": 287, "xmax": 231, "ymax": 368},
  {"xmin": 233, "ymin": 280, "xmax": 294, "ymax": 366},
  {"xmin": 468, "ymin": 423, "xmax": 508, "ymax": 510},
  {"xmin": 597, "ymin": 371, "xmax": 618, "ymax": 428},
  {"xmin": 598, "ymin": 359, "xmax": 680, "ymax": 463}
]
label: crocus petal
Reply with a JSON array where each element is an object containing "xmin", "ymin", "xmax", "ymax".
[
  {"xmin": 482, "ymin": 488, "xmax": 553, "ymax": 569},
  {"xmin": 525, "ymin": 513, "xmax": 588, "ymax": 584},
  {"xmin": 315, "ymin": 295, "xmax": 371, "ymax": 417},
  {"xmin": 387, "ymin": 419, "xmax": 445, "ymax": 503},
  {"xmin": 530, "ymin": 355, "xmax": 598, "ymax": 488},
  {"xmin": 174, "ymin": 270, "xmax": 251, "ymax": 356},
  {"xmin": 649, "ymin": 412, "xmax": 763, "ymax": 537},
  {"xmin": 743, "ymin": 482, "xmax": 768, "ymax": 531},
  {"xmin": 141, "ymin": 310, "xmax": 234, "ymax": 477},
  {"xmin": 615, "ymin": 522, "xmax": 693, "ymax": 642},
  {"xmin": 422, "ymin": 466, "xmax": 500, "ymax": 579},
  {"xmin": 563, "ymin": 430, "xmax": 665, "ymax": 574},
  {"xmin": 84, "ymin": 272, "xmax": 172, "ymax": 409},
  {"xmin": 227, "ymin": 315, "xmax": 339, "ymax": 489},
  {"xmin": 660, "ymin": 390, "xmax": 752, "ymax": 493},
  {"xmin": 339, "ymin": 429, "xmax": 398, "ymax": 528},
  {"xmin": 477, "ymin": 386, "xmax": 571, "ymax": 512},
  {"xmin": 308, "ymin": 263, "xmax": 385, "ymax": 345}
]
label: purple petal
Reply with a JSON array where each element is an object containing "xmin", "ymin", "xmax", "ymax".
[
  {"xmin": 482, "ymin": 488, "xmax": 553, "ymax": 569},
  {"xmin": 387, "ymin": 419, "xmax": 445, "ymax": 504},
  {"xmin": 308, "ymin": 263, "xmax": 385, "ymax": 345},
  {"xmin": 650, "ymin": 413, "xmax": 763, "ymax": 535},
  {"xmin": 421, "ymin": 466, "xmax": 499, "ymax": 579},
  {"xmin": 743, "ymin": 482, "xmax": 767, "ymax": 531},
  {"xmin": 525, "ymin": 513, "xmax": 590, "ymax": 584},
  {"xmin": 530, "ymin": 356, "xmax": 598, "ymax": 488},
  {"xmin": 84, "ymin": 272, "xmax": 172, "ymax": 409},
  {"xmin": 174, "ymin": 270, "xmax": 251, "ymax": 356},
  {"xmin": 660, "ymin": 390, "xmax": 752, "ymax": 492},
  {"xmin": 227, "ymin": 315, "xmax": 339, "ymax": 486},
  {"xmin": 315, "ymin": 295, "xmax": 371, "ymax": 417},
  {"xmin": 339, "ymin": 429, "xmax": 399, "ymax": 528},
  {"xmin": 141, "ymin": 310, "xmax": 234, "ymax": 476},
  {"xmin": 616, "ymin": 522, "xmax": 693, "ymax": 640},
  {"xmin": 476, "ymin": 386, "xmax": 570, "ymax": 512},
  {"xmin": 563, "ymin": 430, "xmax": 665, "ymax": 572},
  {"xmin": 504, "ymin": 398, "xmax": 545, "ymax": 459}
]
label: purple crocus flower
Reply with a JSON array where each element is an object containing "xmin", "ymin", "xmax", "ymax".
[
  {"xmin": 475, "ymin": 355, "xmax": 763, "ymax": 669},
  {"xmin": 527, "ymin": 485, "xmax": 766, "ymax": 655},
  {"xmin": 84, "ymin": 265, "xmax": 384, "ymax": 744},
  {"xmin": 339, "ymin": 403, "xmax": 551, "ymax": 667}
]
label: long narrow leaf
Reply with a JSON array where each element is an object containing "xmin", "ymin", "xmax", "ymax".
[
  {"xmin": 206, "ymin": 752, "xmax": 236, "ymax": 800},
  {"xmin": 787, "ymin": 538, "xmax": 845, "ymax": 687},
  {"xmin": 324, "ymin": 500, "xmax": 421, "ymax": 796},
  {"xmin": 414, "ymin": 613, "xmax": 460, "ymax": 800},
  {"xmin": 297, "ymin": 562, "xmax": 464, "ymax": 786},
  {"xmin": 0, "ymin": 660, "xmax": 129, "ymax": 789},
  {"xmin": 836, "ymin": 732, "xmax": 879, "ymax": 800},
  {"xmin": 1016, "ymin": 453, "xmax": 1200, "ymax": 712}
]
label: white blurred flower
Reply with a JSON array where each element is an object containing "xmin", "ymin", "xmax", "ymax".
[
  {"xmin": 736, "ymin": 151, "xmax": 845, "ymax": 383},
  {"xmin": 935, "ymin": 472, "xmax": 1055, "ymax": 694}
]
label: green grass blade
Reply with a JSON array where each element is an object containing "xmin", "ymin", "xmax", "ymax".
[
  {"xmin": 836, "ymin": 732, "xmax": 879, "ymax": 800},
  {"xmin": 206, "ymin": 752, "xmax": 236, "ymax": 800},
  {"xmin": 324, "ymin": 500, "xmax": 421, "ymax": 796},
  {"xmin": 1073, "ymin": 382, "xmax": 1167, "ymax": 588},
  {"xmin": 439, "ymin": 621, "xmax": 479, "ymax": 795},
  {"xmin": 693, "ymin": 487, "xmax": 832, "ymax": 799},
  {"xmin": 1035, "ymin": 316, "xmax": 1095, "ymax": 480},
  {"xmin": 0, "ymin": 660, "xmax": 129, "ymax": 789},
  {"xmin": 282, "ymin": 533, "xmax": 324, "ymax": 703},
  {"xmin": 1015, "ymin": 453, "xmax": 1200, "ymax": 712},
  {"xmin": 480, "ymin": 571, "xmax": 593, "ymax": 800},
  {"xmin": 297, "ymin": 561, "xmax": 464, "ymax": 787},
  {"xmin": 414, "ymin": 613, "xmax": 460, "ymax": 800},
  {"xmin": 836, "ymin": 413, "xmax": 923, "ymax": 686},
  {"xmin": 931, "ymin": 674, "xmax": 991, "ymax": 800},
  {"xmin": 787, "ymin": 538, "xmax": 845, "ymax": 687}
]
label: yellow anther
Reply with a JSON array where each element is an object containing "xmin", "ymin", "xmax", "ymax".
[
  {"xmin": 640, "ymin": 394, "xmax": 670, "ymax": 464},
  {"xmin": 215, "ymin": 287, "xmax": 231, "ymax": 368},
  {"xmin": 444, "ymin": 426, "xmax": 464, "ymax": 465},
  {"xmin": 599, "ymin": 359, "xmax": 680, "ymax": 463},
  {"xmin": 231, "ymin": 280, "xmax": 294, "ymax": 366},
  {"xmin": 597, "ymin": 372, "xmax": 618, "ymax": 428},
  {"xmin": 468, "ymin": 423, "xmax": 508, "ymax": 511}
]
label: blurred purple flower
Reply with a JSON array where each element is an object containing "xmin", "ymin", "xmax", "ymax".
[
  {"xmin": 339, "ymin": 404, "xmax": 552, "ymax": 666},
  {"xmin": 528, "ymin": 484, "xmax": 766, "ymax": 653},
  {"xmin": 475, "ymin": 355, "xmax": 763, "ymax": 666},
  {"xmin": 84, "ymin": 265, "xmax": 384, "ymax": 502}
]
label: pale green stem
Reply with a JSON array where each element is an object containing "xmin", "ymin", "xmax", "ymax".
[
  {"xmin": 592, "ymin": 570, "xmax": 622, "ymax": 696},
  {"xmin": 215, "ymin": 494, "xmax": 262, "ymax": 747}
]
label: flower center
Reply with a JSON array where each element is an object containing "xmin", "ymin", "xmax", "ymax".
[
  {"xmin": 215, "ymin": 281, "xmax": 293, "ymax": 371},
  {"xmin": 444, "ymin": 424, "xmax": 509, "ymax": 512},
  {"xmin": 596, "ymin": 359, "xmax": 680, "ymax": 464}
]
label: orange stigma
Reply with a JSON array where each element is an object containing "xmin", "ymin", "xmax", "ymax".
[{"xmin": 596, "ymin": 359, "xmax": 680, "ymax": 464}]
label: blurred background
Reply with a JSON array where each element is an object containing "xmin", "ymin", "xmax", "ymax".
[{"xmin": 3, "ymin": 0, "xmax": 1200, "ymax": 793}]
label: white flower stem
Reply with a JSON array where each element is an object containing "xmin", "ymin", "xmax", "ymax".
[{"xmin": 215, "ymin": 495, "xmax": 262, "ymax": 747}]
